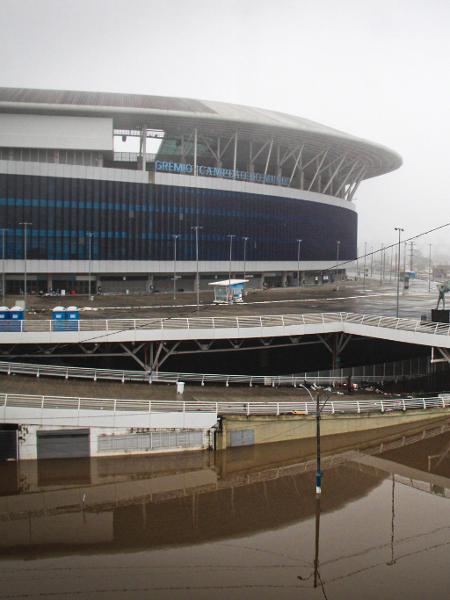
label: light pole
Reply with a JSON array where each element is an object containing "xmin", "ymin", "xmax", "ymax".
[
  {"xmin": 86, "ymin": 232, "xmax": 94, "ymax": 300},
  {"xmin": 297, "ymin": 239, "xmax": 302, "ymax": 287},
  {"xmin": 191, "ymin": 225, "xmax": 203, "ymax": 310},
  {"xmin": 242, "ymin": 236, "xmax": 249, "ymax": 281},
  {"xmin": 227, "ymin": 234, "xmax": 236, "ymax": 303},
  {"xmin": 394, "ymin": 227, "xmax": 404, "ymax": 318},
  {"xmin": 172, "ymin": 234, "xmax": 180, "ymax": 301},
  {"xmin": 19, "ymin": 222, "xmax": 32, "ymax": 312},
  {"xmin": 336, "ymin": 240, "xmax": 341, "ymax": 281},
  {"xmin": 363, "ymin": 241, "xmax": 367, "ymax": 291},
  {"xmin": 370, "ymin": 247, "xmax": 374, "ymax": 277},
  {"xmin": 428, "ymin": 243, "xmax": 432, "ymax": 293},
  {"xmin": 1, "ymin": 228, "xmax": 6, "ymax": 304}
]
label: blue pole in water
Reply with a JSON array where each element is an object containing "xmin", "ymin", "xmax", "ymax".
[{"xmin": 316, "ymin": 392, "xmax": 322, "ymax": 495}]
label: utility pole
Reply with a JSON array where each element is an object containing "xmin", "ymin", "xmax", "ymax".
[
  {"xmin": 409, "ymin": 241, "xmax": 414, "ymax": 272},
  {"xmin": 370, "ymin": 247, "xmax": 374, "ymax": 277},
  {"xmin": 191, "ymin": 225, "xmax": 203, "ymax": 310},
  {"xmin": 379, "ymin": 243, "xmax": 384, "ymax": 285},
  {"xmin": 297, "ymin": 239, "xmax": 302, "ymax": 287},
  {"xmin": 19, "ymin": 222, "xmax": 32, "ymax": 312}
]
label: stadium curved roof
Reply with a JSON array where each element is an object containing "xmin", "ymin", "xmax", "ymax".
[{"xmin": 0, "ymin": 87, "xmax": 402, "ymax": 179}]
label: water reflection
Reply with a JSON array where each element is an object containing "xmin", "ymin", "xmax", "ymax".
[{"xmin": 0, "ymin": 419, "xmax": 449, "ymax": 599}]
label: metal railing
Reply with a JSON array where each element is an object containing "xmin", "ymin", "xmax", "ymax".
[
  {"xmin": 1, "ymin": 392, "xmax": 449, "ymax": 417},
  {"xmin": 1, "ymin": 312, "xmax": 449, "ymax": 337},
  {"xmin": 0, "ymin": 357, "xmax": 439, "ymax": 387}
]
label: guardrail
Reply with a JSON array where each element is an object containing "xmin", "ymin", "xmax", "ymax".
[
  {"xmin": 0, "ymin": 358, "xmax": 436, "ymax": 387},
  {"xmin": 1, "ymin": 392, "xmax": 449, "ymax": 417},
  {"xmin": 1, "ymin": 312, "xmax": 449, "ymax": 338}
]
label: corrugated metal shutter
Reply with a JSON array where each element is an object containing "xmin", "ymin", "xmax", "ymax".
[{"xmin": 37, "ymin": 429, "xmax": 90, "ymax": 460}]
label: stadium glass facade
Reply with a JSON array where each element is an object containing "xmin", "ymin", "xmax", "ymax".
[{"xmin": 0, "ymin": 173, "xmax": 356, "ymax": 263}]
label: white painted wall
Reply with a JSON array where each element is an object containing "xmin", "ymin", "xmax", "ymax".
[{"xmin": 0, "ymin": 113, "xmax": 113, "ymax": 151}]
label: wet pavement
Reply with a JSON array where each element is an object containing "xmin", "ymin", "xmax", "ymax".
[
  {"xmin": 7, "ymin": 278, "xmax": 440, "ymax": 320},
  {"xmin": 0, "ymin": 418, "xmax": 449, "ymax": 599}
]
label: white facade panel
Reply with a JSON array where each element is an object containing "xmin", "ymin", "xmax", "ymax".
[{"xmin": 0, "ymin": 113, "xmax": 113, "ymax": 151}]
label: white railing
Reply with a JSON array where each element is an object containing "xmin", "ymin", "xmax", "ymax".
[
  {"xmin": 0, "ymin": 358, "xmax": 437, "ymax": 387},
  {"xmin": 1, "ymin": 312, "xmax": 449, "ymax": 338},
  {"xmin": 1, "ymin": 392, "xmax": 449, "ymax": 417}
]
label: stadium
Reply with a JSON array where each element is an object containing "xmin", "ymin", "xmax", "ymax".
[{"xmin": 0, "ymin": 88, "xmax": 402, "ymax": 294}]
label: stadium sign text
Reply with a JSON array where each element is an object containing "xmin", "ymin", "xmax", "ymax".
[{"xmin": 155, "ymin": 160, "xmax": 289, "ymax": 186}]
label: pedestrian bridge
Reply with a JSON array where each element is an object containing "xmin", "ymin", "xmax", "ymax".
[{"xmin": 0, "ymin": 312, "xmax": 449, "ymax": 349}]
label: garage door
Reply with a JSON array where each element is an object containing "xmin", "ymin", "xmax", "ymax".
[
  {"xmin": 0, "ymin": 425, "xmax": 18, "ymax": 461},
  {"xmin": 37, "ymin": 429, "xmax": 90, "ymax": 460}
]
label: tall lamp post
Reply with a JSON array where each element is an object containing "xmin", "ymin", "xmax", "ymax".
[
  {"xmin": 336, "ymin": 240, "xmax": 341, "ymax": 281},
  {"xmin": 394, "ymin": 227, "xmax": 404, "ymax": 318},
  {"xmin": 242, "ymin": 236, "xmax": 249, "ymax": 281},
  {"xmin": 363, "ymin": 241, "xmax": 367, "ymax": 291},
  {"xmin": 1, "ymin": 228, "xmax": 6, "ymax": 304},
  {"xmin": 86, "ymin": 232, "xmax": 94, "ymax": 300},
  {"xmin": 227, "ymin": 234, "xmax": 236, "ymax": 303},
  {"xmin": 428, "ymin": 244, "xmax": 432, "ymax": 293},
  {"xmin": 297, "ymin": 239, "xmax": 302, "ymax": 287},
  {"xmin": 19, "ymin": 222, "xmax": 32, "ymax": 312},
  {"xmin": 191, "ymin": 225, "xmax": 203, "ymax": 310},
  {"xmin": 172, "ymin": 234, "xmax": 180, "ymax": 301}
]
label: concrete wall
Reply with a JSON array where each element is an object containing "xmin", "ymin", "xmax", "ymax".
[{"xmin": 216, "ymin": 409, "xmax": 450, "ymax": 449}]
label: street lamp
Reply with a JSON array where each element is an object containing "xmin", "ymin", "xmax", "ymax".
[
  {"xmin": 363, "ymin": 241, "xmax": 367, "ymax": 291},
  {"xmin": 1, "ymin": 228, "xmax": 6, "ymax": 304},
  {"xmin": 297, "ymin": 239, "xmax": 302, "ymax": 287},
  {"xmin": 428, "ymin": 244, "xmax": 432, "ymax": 293},
  {"xmin": 86, "ymin": 232, "xmax": 94, "ymax": 300},
  {"xmin": 191, "ymin": 225, "xmax": 203, "ymax": 310},
  {"xmin": 172, "ymin": 234, "xmax": 180, "ymax": 301},
  {"xmin": 242, "ymin": 236, "xmax": 249, "ymax": 281},
  {"xmin": 336, "ymin": 240, "xmax": 341, "ymax": 281},
  {"xmin": 19, "ymin": 222, "xmax": 32, "ymax": 312},
  {"xmin": 227, "ymin": 234, "xmax": 236, "ymax": 303},
  {"xmin": 394, "ymin": 227, "xmax": 404, "ymax": 318}
]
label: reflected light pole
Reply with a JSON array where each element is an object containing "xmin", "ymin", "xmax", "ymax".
[
  {"xmin": 172, "ymin": 234, "xmax": 180, "ymax": 301},
  {"xmin": 395, "ymin": 227, "xmax": 404, "ymax": 318},
  {"xmin": 19, "ymin": 222, "xmax": 32, "ymax": 312},
  {"xmin": 297, "ymin": 239, "xmax": 302, "ymax": 287}
]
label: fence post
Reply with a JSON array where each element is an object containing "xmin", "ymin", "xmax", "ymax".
[
  {"xmin": 423, "ymin": 398, "xmax": 427, "ymax": 410},
  {"xmin": 305, "ymin": 402, "xmax": 308, "ymax": 415},
  {"xmin": 276, "ymin": 402, "xmax": 280, "ymax": 416},
  {"xmin": 402, "ymin": 399, "xmax": 406, "ymax": 411},
  {"xmin": 380, "ymin": 400, "xmax": 384, "ymax": 413},
  {"xmin": 247, "ymin": 403, "xmax": 250, "ymax": 416},
  {"xmin": 356, "ymin": 401, "xmax": 360, "ymax": 414}
]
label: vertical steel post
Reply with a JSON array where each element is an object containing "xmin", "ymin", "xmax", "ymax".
[
  {"xmin": 336, "ymin": 240, "xmax": 340, "ymax": 281},
  {"xmin": 297, "ymin": 239, "xmax": 302, "ymax": 287},
  {"xmin": 363, "ymin": 242, "xmax": 367, "ymax": 291},
  {"xmin": 395, "ymin": 227, "xmax": 404, "ymax": 318},
  {"xmin": 243, "ymin": 236, "xmax": 249, "ymax": 281},
  {"xmin": 19, "ymin": 222, "xmax": 32, "ymax": 312},
  {"xmin": 428, "ymin": 243, "xmax": 432, "ymax": 293},
  {"xmin": 191, "ymin": 225, "xmax": 203, "ymax": 310},
  {"xmin": 1, "ymin": 228, "xmax": 5, "ymax": 304},
  {"xmin": 173, "ymin": 234, "xmax": 180, "ymax": 301}
]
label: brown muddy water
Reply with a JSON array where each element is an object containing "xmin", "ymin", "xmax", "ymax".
[{"xmin": 0, "ymin": 421, "xmax": 449, "ymax": 599}]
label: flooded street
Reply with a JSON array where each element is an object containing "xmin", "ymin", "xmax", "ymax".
[{"xmin": 0, "ymin": 421, "xmax": 449, "ymax": 599}]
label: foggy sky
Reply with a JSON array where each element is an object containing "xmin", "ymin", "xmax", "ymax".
[{"xmin": 1, "ymin": 0, "xmax": 449, "ymax": 261}]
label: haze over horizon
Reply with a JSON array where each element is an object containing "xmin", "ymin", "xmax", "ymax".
[{"xmin": 1, "ymin": 0, "xmax": 449, "ymax": 262}]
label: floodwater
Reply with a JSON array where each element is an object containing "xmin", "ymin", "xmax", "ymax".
[{"xmin": 0, "ymin": 421, "xmax": 450, "ymax": 599}]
